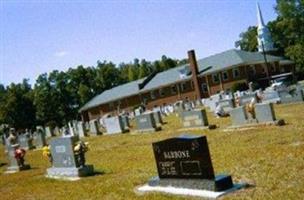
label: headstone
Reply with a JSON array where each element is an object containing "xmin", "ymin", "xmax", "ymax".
[
  {"xmin": 54, "ymin": 126, "xmax": 60, "ymax": 136},
  {"xmin": 77, "ymin": 122, "xmax": 87, "ymax": 137},
  {"xmin": 18, "ymin": 133, "xmax": 35, "ymax": 150},
  {"xmin": 218, "ymin": 99, "xmax": 235, "ymax": 113},
  {"xmin": 148, "ymin": 135, "xmax": 233, "ymax": 191},
  {"xmin": 6, "ymin": 144, "xmax": 31, "ymax": 172},
  {"xmin": 45, "ymin": 126, "xmax": 55, "ymax": 137},
  {"xmin": 229, "ymin": 106, "xmax": 248, "ymax": 126},
  {"xmin": 89, "ymin": 120, "xmax": 101, "ymax": 135},
  {"xmin": 33, "ymin": 127, "xmax": 47, "ymax": 148},
  {"xmin": 120, "ymin": 115, "xmax": 130, "ymax": 130},
  {"xmin": 135, "ymin": 113, "xmax": 158, "ymax": 133},
  {"xmin": 278, "ymin": 89, "xmax": 303, "ymax": 104},
  {"xmin": 180, "ymin": 109, "xmax": 209, "ymax": 128},
  {"xmin": 46, "ymin": 136, "xmax": 94, "ymax": 179},
  {"xmin": 262, "ymin": 91, "xmax": 281, "ymax": 104},
  {"xmin": 104, "ymin": 116, "xmax": 127, "ymax": 134},
  {"xmin": 255, "ymin": 103, "xmax": 276, "ymax": 123},
  {"xmin": 153, "ymin": 111, "xmax": 163, "ymax": 125},
  {"xmin": 238, "ymin": 93, "xmax": 257, "ymax": 106}
]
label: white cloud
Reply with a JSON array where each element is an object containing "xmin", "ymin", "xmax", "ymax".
[{"xmin": 54, "ymin": 51, "xmax": 69, "ymax": 57}]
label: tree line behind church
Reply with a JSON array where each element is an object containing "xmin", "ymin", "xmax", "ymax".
[
  {"xmin": 0, "ymin": 0, "xmax": 303, "ymax": 131},
  {"xmin": 0, "ymin": 56, "xmax": 187, "ymax": 130}
]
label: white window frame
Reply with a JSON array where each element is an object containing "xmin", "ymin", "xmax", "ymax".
[
  {"xmin": 150, "ymin": 91, "xmax": 156, "ymax": 99},
  {"xmin": 222, "ymin": 71, "xmax": 229, "ymax": 81},
  {"xmin": 212, "ymin": 73, "xmax": 219, "ymax": 83},
  {"xmin": 249, "ymin": 65, "xmax": 256, "ymax": 75},
  {"xmin": 181, "ymin": 82, "xmax": 187, "ymax": 91},
  {"xmin": 171, "ymin": 85, "xmax": 177, "ymax": 94},
  {"xmin": 232, "ymin": 68, "xmax": 240, "ymax": 78},
  {"xmin": 201, "ymin": 83, "xmax": 208, "ymax": 93},
  {"xmin": 159, "ymin": 88, "xmax": 165, "ymax": 97}
]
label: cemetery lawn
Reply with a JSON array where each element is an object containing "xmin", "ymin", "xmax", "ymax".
[{"xmin": 1, "ymin": 103, "xmax": 304, "ymax": 200}]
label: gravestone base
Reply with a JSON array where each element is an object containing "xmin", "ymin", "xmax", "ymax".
[
  {"xmin": 226, "ymin": 119, "xmax": 285, "ymax": 130},
  {"xmin": 148, "ymin": 174, "xmax": 233, "ymax": 191},
  {"xmin": 178, "ymin": 124, "xmax": 216, "ymax": 131},
  {"xmin": 46, "ymin": 165, "xmax": 94, "ymax": 180},
  {"xmin": 6, "ymin": 164, "xmax": 31, "ymax": 173},
  {"xmin": 134, "ymin": 127, "xmax": 161, "ymax": 134}
]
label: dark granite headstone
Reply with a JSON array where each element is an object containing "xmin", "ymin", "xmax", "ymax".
[
  {"xmin": 149, "ymin": 135, "xmax": 233, "ymax": 191},
  {"xmin": 135, "ymin": 113, "xmax": 158, "ymax": 133},
  {"xmin": 180, "ymin": 109, "xmax": 209, "ymax": 128}
]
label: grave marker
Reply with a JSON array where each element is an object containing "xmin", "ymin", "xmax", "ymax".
[
  {"xmin": 135, "ymin": 113, "xmax": 159, "ymax": 133},
  {"xmin": 46, "ymin": 136, "xmax": 94, "ymax": 179},
  {"xmin": 104, "ymin": 116, "xmax": 128, "ymax": 134},
  {"xmin": 148, "ymin": 135, "xmax": 234, "ymax": 191},
  {"xmin": 89, "ymin": 119, "xmax": 101, "ymax": 135},
  {"xmin": 180, "ymin": 109, "xmax": 209, "ymax": 129}
]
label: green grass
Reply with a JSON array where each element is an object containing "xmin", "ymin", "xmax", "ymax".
[{"xmin": 1, "ymin": 103, "xmax": 304, "ymax": 200}]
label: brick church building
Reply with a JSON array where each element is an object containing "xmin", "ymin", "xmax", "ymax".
[{"xmin": 79, "ymin": 4, "xmax": 295, "ymax": 121}]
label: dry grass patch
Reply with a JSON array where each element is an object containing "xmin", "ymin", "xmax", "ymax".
[{"xmin": 1, "ymin": 103, "xmax": 304, "ymax": 199}]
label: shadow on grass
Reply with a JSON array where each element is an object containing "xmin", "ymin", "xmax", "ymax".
[{"xmin": 0, "ymin": 162, "xmax": 7, "ymax": 167}]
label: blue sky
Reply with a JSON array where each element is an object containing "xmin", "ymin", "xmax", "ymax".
[{"xmin": 0, "ymin": 0, "xmax": 278, "ymax": 86}]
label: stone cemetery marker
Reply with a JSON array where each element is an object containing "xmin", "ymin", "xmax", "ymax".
[
  {"xmin": 18, "ymin": 133, "xmax": 35, "ymax": 150},
  {"xmin": 46, "ymin": 136, "xmax": 94, "ymax": 179},
  {"xmin": 262, "ymin": 91, "xmax": 280, "ymax": 104},
  {"xmin": 104, "ymin": 116, "xmax": 127, "ymax": 134},
  {"xmin": 238, "ymin": 93, "xmax": 257, "ymax": 106},
  {"xmin": 77, "ymin": 122, "xmax": 87, "ymax": 137},
  {"xmin": 149, "ymin": 135, "xmax": 233, "ymax": 191},
  {"xmin": 33, "ymin": 127, "xmax": 47, "ymax": 148},
  {"xmin": 153, "ymin": 111, "xmax": 163, "ymax": 125},
  {"xmin": 135, "ymin": 113, "xmax": 158, "ymax": 133},
  {"xmin": 89, "ymin": 119, "xmax": 101, "ymax": 135},
  {"xmin": 218, "ymin": 99, "xmax": 235, "ymax": 112},
  {"xmin": 180, "ymin": 109, "xmax": 209, "ymax": 128},
  {"xmin": 6, "ymin": 144, "xmax": 31, "ymax": 172},
  {"xmin": 45, "ymin": 126, "xmax": 55, "ymax": 137},
  {"xmin": 279, "ymin": 88, "xmax": 304, "ymax": 104},
  {"xmin": 229, "ymin": 106, "xmax": 248, "ymax": 126},
  {"xmin": 120, "ymin": 115, "xmax": 130, "ymax": 130},
  {"xmin": 255, "ymin": 103, "xmax": 276, "ymax": 123}
]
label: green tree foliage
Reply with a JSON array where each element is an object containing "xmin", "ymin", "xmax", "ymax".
[
  {"xmin": 0, "ymin": 80, "xmax": 36, "ymax": 129},
  {"xmin": 235, "ymin": 26, "xmax": 258, "ymax": 52},
  {"xmin": 0, "ymin": 55, "xmax": 185, "ymax": 128}
]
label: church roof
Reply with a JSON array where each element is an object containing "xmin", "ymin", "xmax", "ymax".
[{"xmin": 79, "ymin": 49, "xmax": 290, "ymax": 112}]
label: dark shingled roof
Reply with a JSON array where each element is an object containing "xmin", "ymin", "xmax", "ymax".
[{"xmin": 79, "ymin": 49, "xmax": 291, "ymax": 112}]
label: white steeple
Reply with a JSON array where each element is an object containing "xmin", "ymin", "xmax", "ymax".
[{"xmin": 256, "ymin": 3, "xmax": 275, "ymax": 52}]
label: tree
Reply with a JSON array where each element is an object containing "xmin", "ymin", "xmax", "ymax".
[
  {"xmin": 0, "ymin": 80, "xmax": 36, "ymax": 129},
  {"xmin": 235, "ymin": 26, "xmax": 258, "ymax": 52}
]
